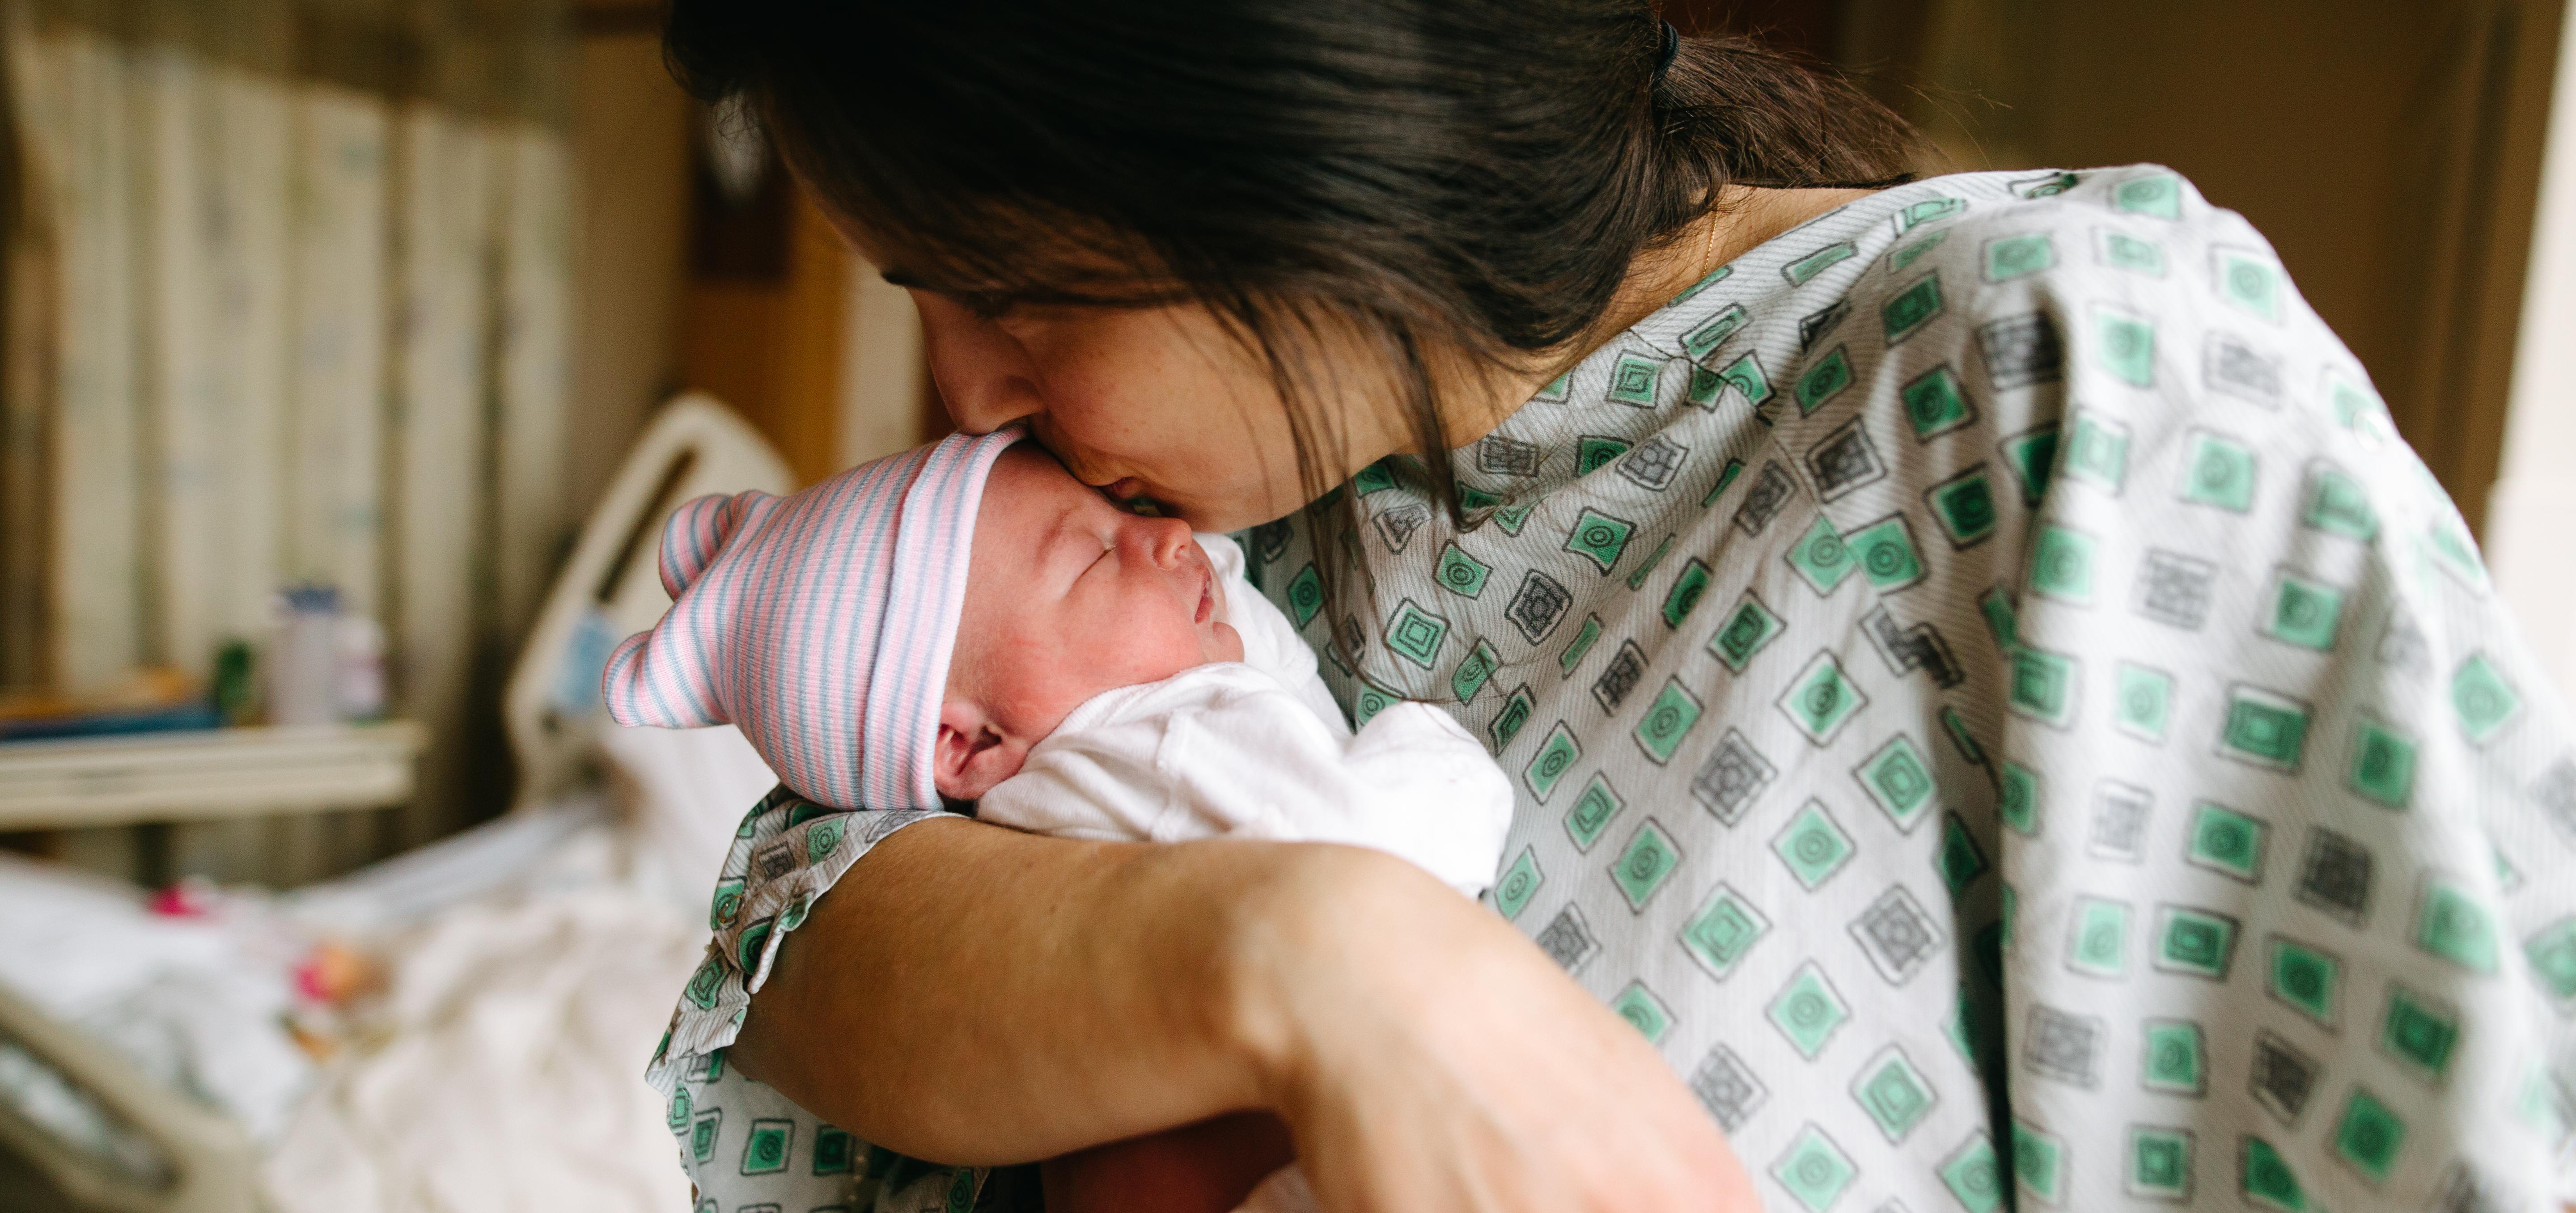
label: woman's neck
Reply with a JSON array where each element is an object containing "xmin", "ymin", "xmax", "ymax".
[{"xmin": 1428, "ymin": 184, "xmax": 1879, "ymax": 451}]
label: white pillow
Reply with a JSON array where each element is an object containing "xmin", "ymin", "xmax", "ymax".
[{"xmin": 597, "ymin": 723, "xmax": 778, "ymax": 910}]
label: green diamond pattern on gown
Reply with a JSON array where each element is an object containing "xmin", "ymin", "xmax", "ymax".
[
  {"xmin": 650, "ymin": 165, "xmax": 2576, "ymax": 1213},
  {"xmin": 2113, "ymin": 662, "xmax": 2174, "ymax": 741},
  {"xmin": 1770, "ymin": 964, "xmax": 1851, "ymax": 1060},
  {"xmin": 2182, "ymin": 430, "xmax": 2259, "ymax": 511},
  {"xmin": 1610, "ymin": 981, "xmax": 1676, "ymax": 1043},
  {"xmin": 2380, "ymin": 984, "xmax": 2460, "ymax": 1082},
  {"xmin": 2219, "ymin": 249, "xmax": 2284, "ymax": 321},
  {"xmin": 1773, "ymin": 799, "xmax": 1855, "ymax": 890},
  {"xmin": 2128, "ymin": 1126, "xmax": 2194, "ymax": 1199},
  {"xmin": 1984, "ymin": 233, "xmax": 2056, "ymax": 282},
  {"xmin": 2154, "ymin": 905, "xmax": 2241, "ymax": 980},
  {"xmin": 2141, "ymin": 1019, "xmax": 2207, "ymax": 1095},
  {"xmin": 2348, "ymin": 718, "xmax": 2417, "ymax": 807},
  {"xmin": 2102, "ymin": 231, "xmax": 2166, "ymax": 275},
  {"xmin": 2305, "ymin": 465, "xmax": 2378, "ymax": 539},
  {"xmin": 1940, "ymin": 1133, "xmax": 2005, "ymax": 1213},
  {"xmin": 1609, "ymin": 817, "xmax": 1684, "ymax": 909},
  {"xmin": 1771, "ymin": 1124, "xmax": 1858, "ymax": 1212},
  {"xmin": 1493, "ymin": 848, "xmax": 1543, "ymax": 921},
  {"xmin": 1681, "ymin": 881, "xmax": 1771, "ymax": 980},
  {"xmin": 2062, "ymin": 409, "xmax": 2129, "ymax": 491},
  {"xmin": 1561, "ymin": 773, "xmax": 1624, "ymax": 851},
  {"xmin": 1853, "ymin": 1047, "xmax": 1937, "ymax": 1143},
  {"xmin": 1175, "ymin": 164, "xmax": 2576, "ymax": 1213},
  {"xmin": 1785, "ymin": 516, "xmax": 1858, "ymax": 595},
  {"xmin": 1926, "ymin": 466, "xmax": 1999, "ymax": 546},
  {"xmin": 2096, "ymin": 306, "xmax": 2156, "ymax": 385},
  {"xmin": 2185, "ymin": 801, "xmax": 2266, "ymax": 880}
]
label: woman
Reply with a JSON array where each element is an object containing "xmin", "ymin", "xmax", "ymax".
[{"xmin": 646, "ymin": 4, "xmax": 2576, "ymax": 1211}]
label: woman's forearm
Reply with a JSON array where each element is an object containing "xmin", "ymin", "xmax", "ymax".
[
  {"xmin": 728, "ymin": 815, "xmax": 1757, "ymax": 1210},
  {"xmin": 726, "ymin": 817, "xmax": 1347, "ymax": 1165}
]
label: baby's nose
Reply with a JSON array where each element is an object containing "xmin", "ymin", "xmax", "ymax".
[{"xmin": 1132, "ymin": 516, "xmax": 1193, "ymax": 566}]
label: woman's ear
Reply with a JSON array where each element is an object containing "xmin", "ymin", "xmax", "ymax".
[{"xmin": 932, "ymin": 699, "xmax": 1028, "ymax": 801}]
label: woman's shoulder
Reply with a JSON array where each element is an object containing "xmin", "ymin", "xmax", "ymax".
[
  {"xmin": 1837, "ymin": 163, "xmax": 2265, "ymax": 304},
  {"xmin": 1779, "ymin": 161, "xmax": 2377, "ymax": 437},
  {"xmin": 1900, "ymin": 163, "xmax": 2378, "ymax": 429},
  {"xmin": 1731, "ymin": 160, "xmax": 2442, "ymax": 591},
  {"xmin": 1683, "ymin": 162, "xmax": 2302, "ymax": 396},
  {"xmin": 1885, "ymin": 163, "xmax": 2227, "ymax": 234}
]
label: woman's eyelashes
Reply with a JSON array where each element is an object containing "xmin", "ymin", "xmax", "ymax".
[{"xmin": 959, "ymin": 290, "xmax": 1031, "ymax": 323}]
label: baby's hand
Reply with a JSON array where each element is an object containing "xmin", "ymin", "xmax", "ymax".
[{"xmin": 1039, "ymin": 1112, "xmax": 1293, "ymax": 1213}]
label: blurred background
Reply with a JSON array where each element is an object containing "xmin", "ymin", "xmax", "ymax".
[
  {"xmin": 0, "ymin": 0, "xmax": 941, "ymax": 891},
  {"xmin": 0, "ymin": 0, "xmax": 2572, "ymax": 1210}
]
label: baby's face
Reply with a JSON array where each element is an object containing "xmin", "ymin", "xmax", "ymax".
[{"xmin": 934, "ymin": 444, "xmax": 1245, "ymax": 799}]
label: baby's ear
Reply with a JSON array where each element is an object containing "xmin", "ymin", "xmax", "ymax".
[{"xmin": 932, "ymin": 700, "xmax": 1028, "ymax": 802}]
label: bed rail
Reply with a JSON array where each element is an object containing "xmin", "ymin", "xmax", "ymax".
[
  {"xmin": 0, "ymin": 394, "xmax": 792, "ymax": 1213},
  {"xmin": 0, "ymin": 981, "xmax": 256, "ymax": 1213},
  {"xmin": 501, "ymin": 393, "xmax": 793, "ymax": 815}
]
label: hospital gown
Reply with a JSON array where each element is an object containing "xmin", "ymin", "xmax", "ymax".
[{"xmin": 650, "ymin": 165, "xmax": 2576, "ymax": 1213}]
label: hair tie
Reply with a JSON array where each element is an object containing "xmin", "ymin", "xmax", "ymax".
[{"xmin": 1654, "ymin": 19, "xmax": 1679, "ymax": 76}]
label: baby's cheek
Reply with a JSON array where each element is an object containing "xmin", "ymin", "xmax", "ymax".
[
  {"xmin": 1129, "ymin": 615, "xmax": 1218, "ymax": 684},
  {"xmin": 1082, "ymin": 612, "xmax": 1216, "ymax": 692}
]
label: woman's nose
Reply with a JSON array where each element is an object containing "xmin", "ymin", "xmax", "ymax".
[{"xmin": 913, "ymin": 290, "xmax": 1041, "ymax": 433}]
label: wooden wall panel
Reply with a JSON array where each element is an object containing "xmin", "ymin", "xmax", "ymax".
[
  {"xmin": 1840, "ymin": 0, "xmax": 2564, "ymax": 537},
  {"xmin": 678, "ymin": 189, "xmax": 849, "ymax": 486}
]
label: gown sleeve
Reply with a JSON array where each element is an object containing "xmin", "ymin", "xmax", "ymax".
[
  {"xmin": 1949, "ymin": 168, "xmax": 2576, "ymax": 1209},
  {"xmin": 641, "ymin": 787, "xmax": 1008, "ymax": 1213}
]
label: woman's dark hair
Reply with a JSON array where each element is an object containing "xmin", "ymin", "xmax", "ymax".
[{"xmin": 665, "ymin": 0, "xmax": 1913, "ymax": 679}]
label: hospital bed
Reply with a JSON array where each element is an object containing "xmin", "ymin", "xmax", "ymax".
[{"xmin": 0, "ymin": 394, "xmax": 792, "ymax": 1213}]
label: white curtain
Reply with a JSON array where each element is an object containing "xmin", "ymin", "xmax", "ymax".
[{"xmin": 2, "ymin": 0, "xmax": 576, "ymax": 867}]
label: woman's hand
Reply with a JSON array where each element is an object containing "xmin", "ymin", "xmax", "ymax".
[{"xmin": 1226, "ymin": 848, "xmax": 1757, "ymax": 1213}]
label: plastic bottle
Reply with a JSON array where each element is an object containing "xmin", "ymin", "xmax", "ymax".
[
  {"xmin": 267, "ymin": 586, "xmax": 342, "ymax": 727},
  {"xmin": 335, "ymin": 614, "xmax": 388, "ymax": 722}
]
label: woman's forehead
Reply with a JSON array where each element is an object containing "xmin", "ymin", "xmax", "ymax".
[{"xmin": 823, "ymin": 194, "xmax": 1175, "ymax": 301}]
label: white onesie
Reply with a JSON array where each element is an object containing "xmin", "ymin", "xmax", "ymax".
[{"xmin": 974, "ymin": 534, "xmax": 1514, "ymax": 899}]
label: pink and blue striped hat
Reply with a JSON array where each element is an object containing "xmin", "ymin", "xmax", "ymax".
[{"xmin": 602, "ymin": 427, "xmax": 1026, "ymax": 809}]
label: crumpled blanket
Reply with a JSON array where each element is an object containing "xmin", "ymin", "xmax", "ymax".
[
  {"xmin": 0, "ymin": 852, "xmax": 313, "ymax": 1144},
  {"xmin": 264, "ymin": 881, "xmax": 703, "ymax": 1213}
]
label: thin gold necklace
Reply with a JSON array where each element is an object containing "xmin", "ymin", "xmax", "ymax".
[{"xmin": 1695, "ymin": 196, "xmax": 1728, "ymax": 286}]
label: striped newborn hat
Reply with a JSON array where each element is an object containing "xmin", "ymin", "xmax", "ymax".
[{"xmin": 602, "ymin": 427, "xmax": 1026, "ymax": 809}]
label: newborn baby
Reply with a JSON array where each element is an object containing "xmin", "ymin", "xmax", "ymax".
[
  {"xmin": 942, "ymin": 443, "xmax": 1508, "ymax": 894},
  {"xmin": 604, "ymin": 428, "xmax": 1512, "ymax": 1211}
]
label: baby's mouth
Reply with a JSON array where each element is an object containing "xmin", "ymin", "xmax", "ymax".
[{"xmin": 1193, "ymin": 567, "xmax": 1214, "ymax": 625}]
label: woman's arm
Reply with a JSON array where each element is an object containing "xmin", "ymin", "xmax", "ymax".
[
  {"xmin": 729, "ymin": 817, "xmax": 1757, "ymax": 1209},
  {"xmin": 729, "ymin": 816, "xmax": 1286, "ymax": 1162}
]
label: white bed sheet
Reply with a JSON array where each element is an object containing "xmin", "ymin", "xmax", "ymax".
[
  {"xmin": 0, "ymin": 852, "xmax": 313, "ymax": 1145},
  {"xmin": 0, "ymin": 722, "xmax": 780, "ymax": 1213},
  {"xmin": 264, "ymin": 839, "xmax": 700, "ymax": 1213},
  {"xmin": 259, "ymin": 724, "xmax": 776, "ymax": 1213}
]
